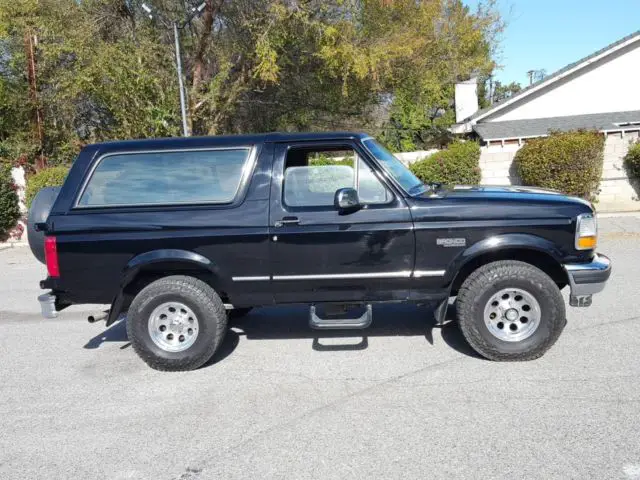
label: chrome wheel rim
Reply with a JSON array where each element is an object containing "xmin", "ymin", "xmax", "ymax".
[
  {"xmin": 483, "ymin": 288, "xmax": 541, "ymax": 342},
  {"xmin": 148, "ymin": 302, "xmax": 199, "ymax": 352}
]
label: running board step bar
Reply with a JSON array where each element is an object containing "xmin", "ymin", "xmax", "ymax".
[{"xmin": 309, "ymin": 304, "xmax": 372, "ymax": 330}]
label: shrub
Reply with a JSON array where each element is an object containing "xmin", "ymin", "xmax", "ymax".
[
  {"xmin": 514, "ymin": 130, "xmax": 604, "ymax": 200},
  {"xmin": 623, "ymin": 142, "xmax": 640, "ymax": 179},
  {"xmin": 309, "ymin": 155, "xmax": 354, "ymax": 167},
  {"xmin": 0, "ymin": 162, "xmax": 20, "ymax": 240},
  {"xmin": 409, "ymin": 140, "xmax": 481, "ymax": 185},
  {"xmin": 25, "ymin": 166, "xmax": 69, "ymax": 209}
]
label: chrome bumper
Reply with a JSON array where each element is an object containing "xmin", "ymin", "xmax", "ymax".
[{"xmin": 564, "ymin": 254, "xmax": 611, "ymax": 304}]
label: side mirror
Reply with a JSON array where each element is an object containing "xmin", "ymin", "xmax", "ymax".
[{"xmin": 334, "ymin": 187, "xmax": 360, "ymax": 213}]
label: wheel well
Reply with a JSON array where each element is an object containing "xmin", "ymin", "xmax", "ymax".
[
  {"xmin": 121, "ymin": 262, "xmax": 229, "ymax": 307},
  {"xmin": 450, "ymin": 249, "xmax": 568, "ymax": 296}
]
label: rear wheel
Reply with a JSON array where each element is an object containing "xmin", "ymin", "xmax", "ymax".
[
  {"xmin": 126, "ymin": 275, "xmax": 227, "ymax": 371},
  {"xmin": 456, "ymin": 260, "xmax": 566, "ymax": 361}
]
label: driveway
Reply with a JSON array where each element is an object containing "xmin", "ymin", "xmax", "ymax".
[{"xmin": 1, "ymin": 215, "xmax": 639, "ymax": 480}]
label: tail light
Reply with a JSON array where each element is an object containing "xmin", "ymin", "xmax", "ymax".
[{"xmin": 45, "ymin": 236, "xmax": 60, "ymax": 278}]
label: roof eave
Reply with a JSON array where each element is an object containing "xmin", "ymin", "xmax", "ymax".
[{"xmin": 463, "ymin": 31, "xmax": 640, "ymax": 127}]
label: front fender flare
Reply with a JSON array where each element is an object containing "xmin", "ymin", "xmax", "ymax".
[
  {"xmin": 434, "ymin": 234, "xmax": 565, "ymax": 325},
  {"xmin": 445, "ymin": 233, "xmax": 564, "ymax": 285}
]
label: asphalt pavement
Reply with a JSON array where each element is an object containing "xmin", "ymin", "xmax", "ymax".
[{"xmin": 1, "ymin": 215, "xmax": 639, "ymax": 480}]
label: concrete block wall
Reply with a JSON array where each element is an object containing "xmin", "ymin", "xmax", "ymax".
[
  {"xmin": 479, "ymin": 144, "xmax": 521, "ymax": 186},
  {"xmin": 394, "ymin": 149, "xmax": 439, "ymax": 165},
  {"xmin": 597, "ymin": 131, "xmax": 639, "ymax": 211}
]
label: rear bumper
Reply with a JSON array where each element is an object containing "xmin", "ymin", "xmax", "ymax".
[{"xmin": 564, "ymin": 253, "xmax": 611, "ymax": 297}]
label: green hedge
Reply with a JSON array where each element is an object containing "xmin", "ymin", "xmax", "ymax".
[
  {"xmin": 0, "ymin": 163, "xmax": 20, "ymax": 240},
  {"xmin": 25, "ymin": 166, "xmax": 69, "ymax": 209},
  {"xmin": 623, "ymin": 142, "xmax": 640, "ymax": 179},
  {"xmin": 514, "ymin": 130, "xmax": 604, "ymax": 200},
  {"xmin": 409, "ymin": 141, "xmax": 481, "ymax": 185},
  {"xmin": 309, "ymin": 155, "xmax": 354, "ymax": 167}
]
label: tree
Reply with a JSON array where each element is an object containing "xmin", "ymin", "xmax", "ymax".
[
  {"xmin": 0, "ymin": 0, "xmax": 504, "ymax": 167},
  {"xmin": 493, "ymin": 81, "xmax": 522, "ymax": 103}
]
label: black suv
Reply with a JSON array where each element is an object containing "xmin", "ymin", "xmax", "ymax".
[{"xmin": 29, "ymin": 132, "xmax": 611, "ymax": 371}]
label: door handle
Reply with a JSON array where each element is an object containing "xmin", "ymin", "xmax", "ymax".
[{"xmin": 274, "ymin": 216, "xmax": 300, "ymax": 227}]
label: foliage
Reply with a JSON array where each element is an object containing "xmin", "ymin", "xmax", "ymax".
[
  {"xmin": 309, "ymin": 155, "xmax": 354, "ymax": 167},
  {"xmin": 514, "ymin": 130, "xmax": 604, "ymax": 200},
  {"xmin": 478, "ymin": 78, "xmax": 522, "ymax": 109},
  {"xmin": 25, "ymin": 165, "xmax": 69, "ymax": 208},
  {"xmin": 623, "ymin": 142, "xmax": 640, "ymax": 179},
  {"xmin": 409, "ymin": 140, "xmax": 481, "ymax": 185},
  {"xmin": 493, "ymin": 81, "xmax": 522, "ymax": 103},
  {"xmin": 361, "ymin": 0, "xmax": 502, "ymax": 151},
  {"xmin": 0, "ymin": 0, "xmax": 503, "ymax": 165},
  {"xmin": 0, "ymin": 162, "xmax": 20, "ymax": 239}
]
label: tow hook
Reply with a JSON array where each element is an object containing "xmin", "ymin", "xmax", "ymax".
[{"xmin": 38, "ymin": 293, "xmax": 58, "ymax": 319}]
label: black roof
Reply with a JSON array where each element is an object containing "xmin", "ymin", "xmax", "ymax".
[{"xmin": 91, "ymin": 131, "xmax": 371, "ymax": 152}]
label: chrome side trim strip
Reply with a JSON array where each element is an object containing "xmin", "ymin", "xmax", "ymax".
[
  {"xmin": 234, "ymin": 270, "xmax": 447, "ymax": 281},
  {"xmin": 412, "ymin": 270, "xmax": 446, "ymax": 278},
  {"xmin": 273, "ymin": 271, "xmax": 412, "ymax": 281}
]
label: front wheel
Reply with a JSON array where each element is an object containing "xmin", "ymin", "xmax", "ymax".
[
  {"xmin": 456, "ymin": 260, "xmax": 566, "ymax": 361},
  {"xmin": 126, "ymin": 275, "xmax": 228, "ymax": 371}
]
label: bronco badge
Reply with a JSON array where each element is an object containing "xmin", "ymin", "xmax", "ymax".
[{"xmin": 436, "ymin": 238, "xmax": 466, "ymax": 247}]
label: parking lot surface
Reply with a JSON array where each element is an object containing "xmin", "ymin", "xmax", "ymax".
[{"xmin": 1, "ymin": 215, "xmax": 639, "ymax": 480}]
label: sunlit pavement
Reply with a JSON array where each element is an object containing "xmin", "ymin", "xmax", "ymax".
[{"xmin": 1, "ymin": 215, "xmax": 639, "ymax": 480}]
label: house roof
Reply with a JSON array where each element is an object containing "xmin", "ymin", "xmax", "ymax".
[
  {"xmin": 462, "ymin": 30, "xmax": 640, "ymax": 125},
  {"xmin": 473, "ymin": 111, "xmax": 640, "ymax": 141}
]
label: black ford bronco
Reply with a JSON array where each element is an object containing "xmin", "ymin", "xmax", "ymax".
[{"xmin": 28, "ymin": 132, "xmax": 611, "ymax": 371}]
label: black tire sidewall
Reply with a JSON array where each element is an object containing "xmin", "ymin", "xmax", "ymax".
[{"xmin": 129, "ymin": 286, "xmax": 221, "ymax": 365}]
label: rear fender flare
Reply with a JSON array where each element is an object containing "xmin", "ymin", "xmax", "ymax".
[{"xmin": 106, "ymin": 249, "xmax": 226, "ymax": 326}]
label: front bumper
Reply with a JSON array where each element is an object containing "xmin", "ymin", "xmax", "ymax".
[{"xmin": 564, "ymin": 253, "xmax": 611, "ymax": 305}]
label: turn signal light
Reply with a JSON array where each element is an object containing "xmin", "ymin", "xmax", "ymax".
[
  {"xmin": 45, "ymin": 236, "xmax": 60, "ymax": 278},
  {"xmin": 575, "ymin": 213, "xmax": 597, "ymax": 250},
  {"xmin": 576, "ymin": 236, "xmax": 597, "ymax": 250}
]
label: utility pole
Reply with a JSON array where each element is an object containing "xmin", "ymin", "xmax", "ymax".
[
  {"xmin": 527, "ymin": 70, "xmax": 534, "ymax": 86},
  {"xmin": 24, "ymin": 29, "xmax": 46, "ymax": 168},
  {"xmin": 172, "ymin": 21, "xmax": 189, "ymax": 137},
  {"xmin": 141, "ymin": 2, "xmax": 207, "ymax": 137}
]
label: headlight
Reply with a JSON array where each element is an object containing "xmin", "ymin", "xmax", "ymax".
[{"xmin": 575, "ymin": 213, "xmax": 597, "ymax": 250}]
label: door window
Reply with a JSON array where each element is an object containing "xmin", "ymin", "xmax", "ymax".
[{"xmin": 283, "ymin": 147, "xmax": 390, "ymax": 207}]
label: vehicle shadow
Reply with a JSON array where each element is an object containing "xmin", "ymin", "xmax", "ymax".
[{"xmin": 83, "ymin": 303, "xmax": 483, "ymax": 365}]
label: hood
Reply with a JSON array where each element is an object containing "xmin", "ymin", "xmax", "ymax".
[{"xmin": 417, "ymin": 184, "xmax": 593, "ymax": 208}]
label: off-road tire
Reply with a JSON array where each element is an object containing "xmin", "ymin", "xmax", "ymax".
[
  {"xmin": 456, "ymin": 260, "xmax": 566, "ymax": 361},
  {"xmin": 126, "ymin": 275, "xmax": 227, "ymax": 371}
]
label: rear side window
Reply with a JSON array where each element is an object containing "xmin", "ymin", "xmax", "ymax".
[{"xmin": 77, "ymin": 148, "xmax": 251, "ymax": 207}]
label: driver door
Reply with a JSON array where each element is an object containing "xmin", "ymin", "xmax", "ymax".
[{"xmin": 268, "ymin": 140, "xmax": 415, "ymax": 304}]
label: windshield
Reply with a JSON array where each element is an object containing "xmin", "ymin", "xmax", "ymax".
[{"xmin": 362, "ymin": 139, "xmax": 427, "ymax": 195}]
